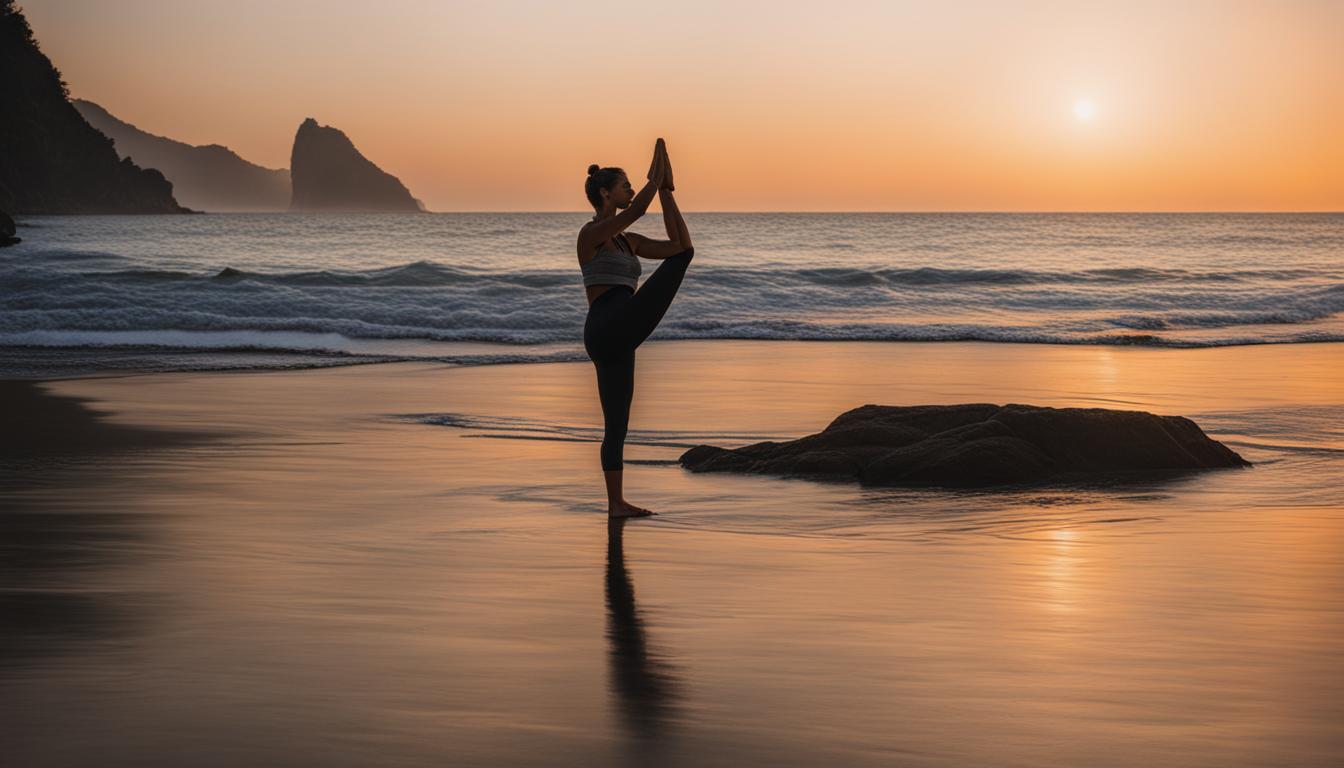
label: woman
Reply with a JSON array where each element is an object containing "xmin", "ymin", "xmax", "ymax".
[{"xmin": 578, "ymin": 138, "xmax": 694, "ymax": 518}]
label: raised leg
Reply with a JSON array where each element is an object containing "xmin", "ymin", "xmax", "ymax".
[{"xmin": 621, "ymin": 248, "xmax": 695, "ymax": 348}]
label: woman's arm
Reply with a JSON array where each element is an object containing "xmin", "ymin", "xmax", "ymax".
[
  {"xmin": 624, "ymin": 229, "xmax": 689, "ymax": 259},
  {"xmin": 659, "ymin": 187, "xmax": 691, "ymax": 250},
  {"xmin": 578, "ymin": 140, "xmax": 666, "ymax": 254},
  {"xmin": 658, "ymin": 143, "xmax": 690, "ymax": 247},
  {"xmin": 625, "ymin": 192, "xmax": 692, "ymax": 258},
  {"xmin": 624, "ymin": 146, "xmax": 693, "ymax": 259}
]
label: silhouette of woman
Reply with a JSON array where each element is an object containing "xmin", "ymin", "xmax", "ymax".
[{"xmin": 578, "ymin": 139, "xmax": 694, "ymax": 518}]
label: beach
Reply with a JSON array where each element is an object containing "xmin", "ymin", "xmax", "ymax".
[
  {"xmin": 6, "ymin": 0, "xmax": 1343, "ymax": 762},
  {"xmin": 5, "ymin": 339, "xmax": 1342, "ymax": 767}
]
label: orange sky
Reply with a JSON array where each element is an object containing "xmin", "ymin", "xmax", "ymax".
[{"xmin": 22, "ymin": 0, "xmax": 1344, "ymax": 211}]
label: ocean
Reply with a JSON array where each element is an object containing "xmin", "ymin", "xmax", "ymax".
[{"xmin": 2, "ymin": 212, "xmax": 1341, "ymax": 377}]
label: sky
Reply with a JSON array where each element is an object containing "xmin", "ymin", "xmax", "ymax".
[{"xmin": 22, "ymin": 0, "xmax": 1344, "ymax": 212}]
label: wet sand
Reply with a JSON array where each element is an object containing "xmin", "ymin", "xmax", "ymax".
[{"xmin": 3, "ymin": 340, "xmax": 1342, "ymax": 767}]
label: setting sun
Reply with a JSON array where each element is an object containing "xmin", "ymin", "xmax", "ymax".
[{"xmin": 1073, "ymin": 98, "xmax": 1099, "ymax": 123}]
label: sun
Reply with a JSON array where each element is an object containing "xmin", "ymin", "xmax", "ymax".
[{"xmin": 1073, "ymin": 98, "xmax": 1098, "ymax": 123}]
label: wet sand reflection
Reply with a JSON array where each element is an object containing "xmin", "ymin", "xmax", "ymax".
[
  {"xmin": 605, "ymin": 518, "xmax": 681, "ymax": 748},
  {"xmin": 0, "ymin": 382, "xmax": 207, "ymax": 669}
]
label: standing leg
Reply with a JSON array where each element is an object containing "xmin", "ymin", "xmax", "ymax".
[
  {"xmin": 594, "ymin": 349, "xmax": 635, "ymax": 474},
  {"xmin": 621, "ymin": 248, "xmax": 695, "ymax": 348},
  {"xmin": 594, "ymin": 349, "xmax": 652, "ymax": 517}
]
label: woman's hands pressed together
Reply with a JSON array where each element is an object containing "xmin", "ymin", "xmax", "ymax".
[{"xmin": 647, "ymin": 138, "xmax": 667, "ymax": 188}]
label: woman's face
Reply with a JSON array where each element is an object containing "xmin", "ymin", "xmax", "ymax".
[{"xmin": 607, "ymin": 174, "xmax": 634, "ymax": 208}]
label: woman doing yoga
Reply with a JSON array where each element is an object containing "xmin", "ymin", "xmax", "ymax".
[{"xmin": 578, "ymin": 138, "xmax": 694, "ymax": 519}]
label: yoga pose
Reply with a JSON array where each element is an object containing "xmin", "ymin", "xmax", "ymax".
[{"xmin": 578, "ymin": 138, "xmax": 694, "ymax": 518}]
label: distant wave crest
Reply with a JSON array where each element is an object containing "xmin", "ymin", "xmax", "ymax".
[{"xmin": 8, "ymin": 254, "xmax": 1334, "ymax": 290}]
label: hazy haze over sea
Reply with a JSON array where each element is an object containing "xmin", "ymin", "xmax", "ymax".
[{"xmin": 1, "ymin": 213, "xmax": 1341, "ymax": 377}]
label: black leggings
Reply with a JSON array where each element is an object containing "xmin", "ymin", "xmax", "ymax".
[{"xmin": 583, "ymin": 247, "xmax": 695, "ymax": 471}]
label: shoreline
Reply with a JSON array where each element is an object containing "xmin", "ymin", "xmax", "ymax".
[
  {"xmin": 3, "ymin": 337, "xmax": 1342, "ymax": 383},
  {"xmin": 7, "ymin": 338, "xmax": 1333, "ymax": 459}
]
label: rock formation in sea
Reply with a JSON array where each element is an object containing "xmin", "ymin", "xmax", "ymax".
[
  {"xmin": 288, "ymin": 118, "xmax": 424, "ymax": 212},
  {"xmin": 0, "ymin": 1, "xmax": 187, "ymax": 214},
  {"xmin": 0, "ymin": 209, "xmax": 19, "ymax": 246},
  {"xmin": 679, "ymin": 404, "xmax": 1251, "ymax": 488},
  {"xmin": 73, "ymin": 99, "xmax": 291, "ymax": 212}
]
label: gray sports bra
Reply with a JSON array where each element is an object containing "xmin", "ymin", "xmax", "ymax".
[{"xmin": 580, "ymin": 232, "xmax": 641, "ymax": 289}]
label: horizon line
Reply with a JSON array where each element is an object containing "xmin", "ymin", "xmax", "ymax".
[
  {"xmin": 234, "ymin": 210, "xmax": 1344, "ymax": 216},
  {"xmin": 16, "ymin": 210, "xmax": 1341, "ymax": 216}
]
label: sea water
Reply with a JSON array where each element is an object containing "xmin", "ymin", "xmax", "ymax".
[{"xmin": 2, "ymin": 213, "xmax": 1341, "ymax": 376}]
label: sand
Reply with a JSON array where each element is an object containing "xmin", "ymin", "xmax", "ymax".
[{"xmin": 3, "ymin": 340, "xmax": 1342, "ymax": 767}]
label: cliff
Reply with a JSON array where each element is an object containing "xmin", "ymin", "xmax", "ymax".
[
  {"xmin": 0, "ymin": 1, "xmax": 187, "ymax": 214},
  {"xmin": 73, "ymin": 99, "xmax": 291, "ymax": 212},
  {"xmin": 288, "ymin": 118, "xmax": 423, "ymax": 212},
  {"xmin": 680, "ymin": 404, "xmax": 1250, "ymax": 488}
]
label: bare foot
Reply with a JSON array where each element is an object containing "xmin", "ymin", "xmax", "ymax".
[{"xmin": 609, "ymin": 501, "xmax": 657, "ymax": 518}]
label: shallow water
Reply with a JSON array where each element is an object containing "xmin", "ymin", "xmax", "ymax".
[{"xmin": 3, "ymin": 341, "xmax": 1342, "ymax": 766}]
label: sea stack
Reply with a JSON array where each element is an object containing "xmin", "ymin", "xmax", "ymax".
[
  {"xmin": 288, "ymin": 118, "xmax": 424, "ymax": 212},
  {"xmin": 0, "ymin": 210, "xmax": 19, "ymax": 246},
  {"xmin": 0, "ymin": 0, "xmax": 188, "ymax": 214},
  {"xmin": 74, "ymin": 99, "xmax": 291, "ymax": 212},
  {"xmin": 679, "ymin": 403, "xmax": 1251, "ymax": 488}
]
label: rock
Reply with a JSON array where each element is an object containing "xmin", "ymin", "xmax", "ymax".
[
  {"xmin": 73, "ymin": 99, "xmax": 291, "ymax": 212},
  {"xmin": 0, "ymin": 1, "xmax": 189, "ymax": 214},
  {"xmin": 678, "ymin": 403, "xmax": 1251, "ymax": 488},
  {"xmin": 0, "ymin": 209, "xmax": 18, "ymax": 245},
  {"xmin": 288, "ymin": 118, "xmax": 423, "ymax": 212}
]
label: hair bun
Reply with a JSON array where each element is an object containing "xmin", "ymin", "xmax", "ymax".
[{"xmin": 587, "ymin": 164, "xmax": 600, "ymax": 176}]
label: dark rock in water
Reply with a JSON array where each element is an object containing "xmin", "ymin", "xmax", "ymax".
[
  {"xmin": 679, "ymin": 404, "xmax": 1251, "ymax": 488},
  {"xmin": 0, "ymin": 1, "xmax": 188, "ymax": 214},
  {"xmin": 289, "ymin": 118, "xmax": 423, "ymax": 212},
  {"xmin": 0, "ymin": 209, "xmax": 17, "ymax": 245},
  {"xmin": 212, "ymin": 267, "xmax": 246, "ymax": 281},
  {"xmin": 73, "ymin": 99, "xmax": 291, "ymax": 212}
]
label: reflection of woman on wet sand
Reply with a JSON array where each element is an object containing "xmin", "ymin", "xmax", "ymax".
[
  {"xmin": 578, "ymin": 139, "xmax": 694, "ymax": 518},
  {"xmin": 606, "ymin": 519, "xmax": 680, "ymax": 740}
]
